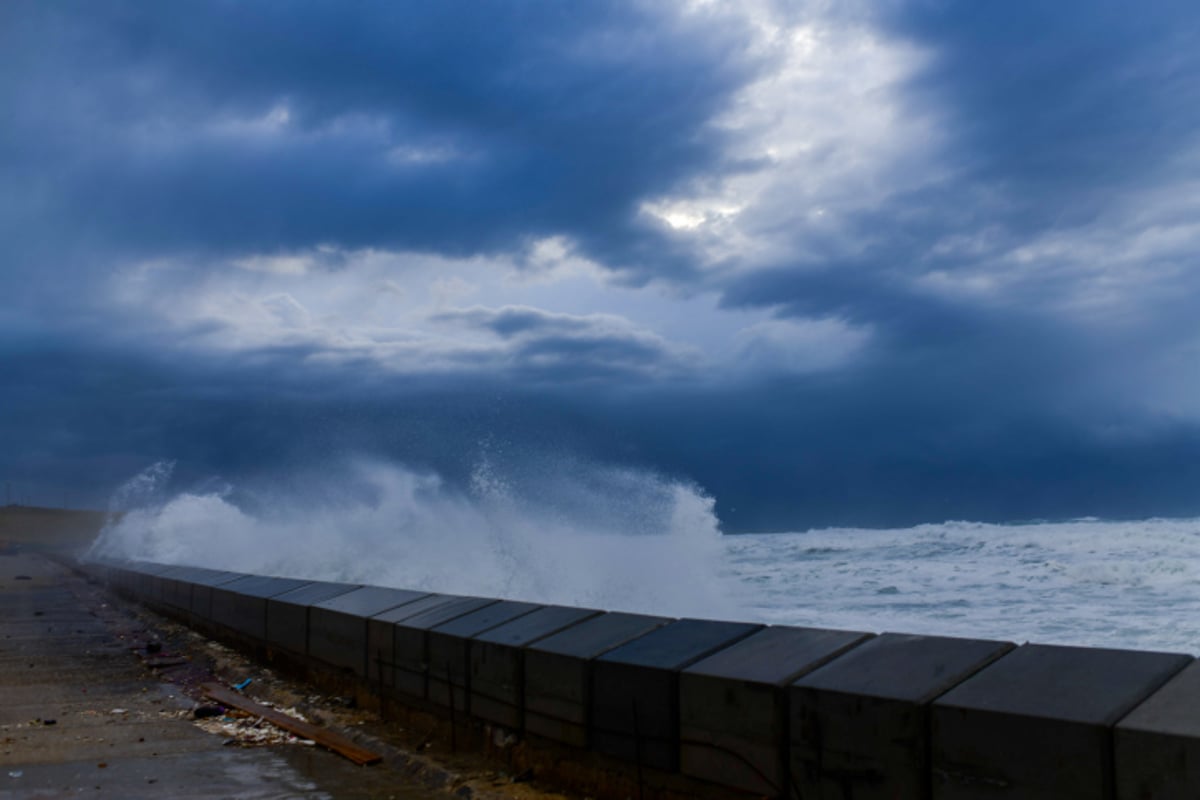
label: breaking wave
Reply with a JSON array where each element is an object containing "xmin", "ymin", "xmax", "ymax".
[{"xmin": 89, "ymin": 455, "xmax": 740, "ymax": 620}]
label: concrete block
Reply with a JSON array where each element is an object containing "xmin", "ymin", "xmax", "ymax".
[
  {"xmin": 182, "ymin": 568, "xmax": 245, "ymax": 620},
  {"xmin": 1116, "ymin": 660, "xmax": 1200, "ymax": 799},
  {"xmin": 426, "ymin": 601, "xmax": 542, "ymax": 713},
  {"xmin": 791, "ymin": 632, "xmax": 1013, "ymax": 800},
  {"xmin": 591, "ymin": 618, "xmax": 762, "ymax": 771},
  {"xmin": 469, "ymin": 605, "xmax": 602, "ymax": 729},
  {"xmin": 265, "ymin": 580, "xmax": 359, "ymax": 656},
  {"xmin": 210, "ymin": 575, "xmax": 313, "ymax": 639},
  {"xmin": 128, "ymin": 561, "xmax": 176, "ymax": 603},
  {"xmin": 933, "ymin": 643, "xmax": 1191, "ymax": 800},
  {"xmin": 525, "ymin": 612, "xmax": 671, "ymax": 747},
  {"xmin": 366, "ymin": 594, "xmax": 469, "ymax": 689},
  {"xmin": 155, "ymin": 566, "xmax": 195, "ymax": 611},
  {"xmin": 154, "ymin": 563, "xmax": 238, "ymax": 614},
  {"xmin": 103, "ymin": 563, "xmax": 134, "ymax": 592},
  {"xmin": 391, "ymin": 597, "xmax": 497, "ymax": 700},
  {"xmin": 307, "ymin": 587, "xmax": 430, "ymax": 676},
  {"xmin": 118, "ymin": 563, "xmax": 155, "ymax": 594},
  {"xmin": 680, "ymin": 626, "xmax": 872, "ymax": 797}
]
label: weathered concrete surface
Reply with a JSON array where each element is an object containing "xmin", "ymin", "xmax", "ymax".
[
  {"xmin": 932, "ymin": 643, "xmax": 1192, "ymax": 799},
  {"xmin": 266, "ymin": 580, "xmax": 360, "ymax": 656},
  {"xmin": 470, "ymin": 606, "xmax": 602, "ymax": 730},
  {"xmin": 791, "ymin": 632, "xmax": 1014, "ymax": 800},
  {"xmin": 309, "ymin": 587, "xmax": 431, "ymax": 677},
  {"xmin": 0, "ymin": 549, "xmax": 443, "ymax": 799},
  {"xmin": 210, "ymin": 574, "xmax": 313, "ymax": 640},
  {"xmin": 392, "ymin": 597, "xmax": 497, "ymax": 702},
  {"xmin": 524, "ymin": 612, "xmax": 670, "ymax": 748},
  {"xmin": 366, "ymin": 594, "xmax": 465, "ymax": 690},
  {"xmin": 427, "ymin": 601, "xmax": 542, "ymax": 714},
  {"xmin": 591, "ymin": 618, "xmax": 762, "ymax": 771},
  {"xmin": 1115, "ymin": 660, "xmax": 1200, "ymax": 799},
  {"xmin": 679, "ymin": 625, "xmax": 872, "ymax": 797}
]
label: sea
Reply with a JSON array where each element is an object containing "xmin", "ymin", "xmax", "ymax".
[
  {"xmin": 726, "ymin": 517, "xmax": 1200, "ymax": 654},
  {"xmin": 91, "ymin": 460, "xmax": 1200, "ymax": 656}
]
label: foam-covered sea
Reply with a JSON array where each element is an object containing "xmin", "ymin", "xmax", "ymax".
[
  {"xmin": 92, "ymin": 460, "xmax": 1200, "ymax": 655},
  {"xmin": 727, "ymin": 518, "xmax": 1200, "ymax": 653}
]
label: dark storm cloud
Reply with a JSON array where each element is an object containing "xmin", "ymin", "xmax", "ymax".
[
  {"xmin": 5, "ymin": 1, "xmax": 1200, "ymax": 528},
  {"xmin": 713, "ymin": 0, "xmax": 1200, "ymax": 432},
  {"xmin": 434, "ymin": 305, "xmax": 684, "ymax": 380},
  {"xmin": 881, "ymin": 1, "xmax": 1200, "ymax": 197},
  {"xmin": 8, "ymin": 336, "xmax": 1200, "ymax": 529},
  {"xmin": 436, "ymin": 306, "xmax": 599, "ymax": 338},
  {"xmin": 0, "ymin": 0, "xmax": 754, "ymax": 280},
  {"xmin": 716, "ymin": 0, "xmax": 1200, "ymax": 330}
]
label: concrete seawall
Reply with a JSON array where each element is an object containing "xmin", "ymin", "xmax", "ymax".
[{"xmin": 88, "ymin": 558, "xmax": 1200, "ymax": 799}]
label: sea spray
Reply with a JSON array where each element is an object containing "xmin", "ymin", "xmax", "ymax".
[{"xmin": 89, "ymin": 457, "xmax": 742, "ymax": 620}]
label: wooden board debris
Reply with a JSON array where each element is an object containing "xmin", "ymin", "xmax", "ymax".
[{"xmin": 201, "ymin": 683, "xmax": 382, "ymax": 766}]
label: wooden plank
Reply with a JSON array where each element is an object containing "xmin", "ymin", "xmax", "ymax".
[{"xmin": 201, "ymin": 682, "xmax": 382, "ymax": 766}]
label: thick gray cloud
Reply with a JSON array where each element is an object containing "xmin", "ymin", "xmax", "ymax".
[
  {"xmin": 1, "ymin": 0, "xmax": 753, "ymax": 284},
  {"xmin": 4, "ymin": 1, "xmax": 1200, "ymax": 528}
]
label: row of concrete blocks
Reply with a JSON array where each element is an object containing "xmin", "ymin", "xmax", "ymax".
[{"xmin": 91, "ymin": 558, "xmax": 1200, "ymax": 799}]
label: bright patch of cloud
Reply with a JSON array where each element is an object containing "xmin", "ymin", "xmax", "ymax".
[
  {"xmin": 643, "ymin": 3, "xmax": 946, "ymax": 275},
  {"xmin": 210, "ymin": 103, "xmax": 293, "ymax": 138},
  {"xmin": 107, "ymin": 240, "xmax": 872, "ymax": 380}
]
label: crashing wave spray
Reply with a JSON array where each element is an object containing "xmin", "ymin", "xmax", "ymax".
[{"xmin": 89, "ymin": 455, "xmax": 741, "ymax": 620}]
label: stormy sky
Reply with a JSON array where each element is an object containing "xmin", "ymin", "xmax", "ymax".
[{"xmin": 4, "ymin": 0, "xmax": 1200, "ymax": 529}]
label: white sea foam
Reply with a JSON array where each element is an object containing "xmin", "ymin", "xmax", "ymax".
[
  {"xmin": 89, "ymin": 457, "xmax": 740, "ymax": 620},
  {"xmin": 728, "ymin": 518, "xmax": 1200, "ymax": 652},
  {"xmin": 91, "ymin": 462, "xmax": 1200, "ymax": 653}
]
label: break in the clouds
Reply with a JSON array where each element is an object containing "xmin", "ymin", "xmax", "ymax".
[{"xmin": 3, "ymin": 0, "xmax": 1200, "ymax": 528}]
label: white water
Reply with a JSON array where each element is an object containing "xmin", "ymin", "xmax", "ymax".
[
  {"xmin": 90, "ymin": 459, "xmax": 739, "ymax": 620},
  {"xmin": 91, "ymin": 462, "xmax": 1200, "ymax": 654},
  {"xmin": 729, "ymin": 518, "xmax": 1200, "ymax": 653}
]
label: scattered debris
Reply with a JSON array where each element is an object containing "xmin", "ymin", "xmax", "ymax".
[
  {"xmin": 8, "ymin": 771, "xmax": 22, "ymax": 779},
  {"xmin": 193, "ymin": 705, "xmax": 224, "ymax": 720},
  {"xmin": 197, "ymin": 713, "xmax": 313, "ymax": 747},
  {"xmin": 202, "ymin": 683, "xmax": 382, "ymax": 765},
  {"xmin": 232, "ymin": 678, "xmax": 252, "ymax": 691}
]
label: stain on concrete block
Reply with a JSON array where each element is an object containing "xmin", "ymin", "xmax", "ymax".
[
  {"xmin": 525, "ymin": 612, "xmax": 671, "ymax": 747},
  {"xmin": 265, "ymin": 580, "xmax": 359, "ymax": 656},
  {"xmin": 391, "ymin": 597, "xmax": 497, "ymax": 701},
  {"xmin": 680, "ymin": 625, "xmax": 872, "ymax": 797},
  {"xmin": 127, "ymin": 561, "xmax": 176, "ymax": 604},
  {"xmin": 211, "ymin": 575, "xmax": 313, "ymax": 639},
  {"xmin": 469, "ymin": 605, "xmax": 602, "ymax": 729},
  {"xmin": 427, "ymin": 601, "xmax": 542, "ymax": 713},
  {"xmin": 183, "ymin": 569, "xmax": 246, "ymax": 620},
  {"xmin": 591, "ymin": 618, "xmax": 761, "ymax": 771},
  {"xmin": 791, "ymin": 632, "xmax": 1013, "ymax": 800},
  {"xmin": 933, "ymin": 643, "xmax": 1191, "ymax": 800},
  {"xmin": 365, "ymin": 595, "xmax": 468, "ymax": 689},
  {"xmin": 155, "ymin": 566, "xmax": 194, "ymax": 611},
  {"xmin": 308, "ymin": 587, "xmax": 431, "ymax": 676}
]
